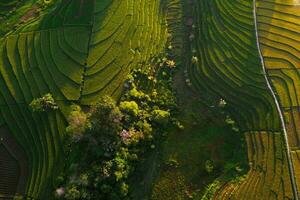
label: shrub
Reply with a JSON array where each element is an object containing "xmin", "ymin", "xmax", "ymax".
[
  {"xmin": 90, "ymin": 96, "xmax": 123, "ymax": 133},
  {"xmin": 79, "ymin": 174, "xmax": 89, "ymax": 186},
  {"xmin": 55, "ymin": 187, "xmax": 65, "ymax": 198},
  {"xmin": 205, "ymin": 160, "xmax": 214, "ymax": 174},
  {"xmin": 13, "ymin": 196, "xmax": 23, "ymax": 200},
  {"xmin": 119, "ymin": 101, "xmax": 139, "ymax": 116},
  {"xmin": 128, "ymin": 87, "xmax": 146, "ymax": 99},
  {"xmin": 119, "ymin": 129, "xmax": 144, "ymax": 145},
  {"xmin": 114, "ymin": 156, "xmax": 129, "ymax": 181},
  {"xmin": 166, "ymin": 60, "xmax": 176, "ymax": 68},
  {"xmin": 218, "ymin": 98, "xmax": 227, "ymax": 108},
  {"xmin": 165, "ymin": 158, "xmax": 179, "ymax": 168},
  {"xmin": 119, "ymin": 129, "xmax": 132, "ymax": 144},
  {"xmin": 66, "ymin": 105, "xmax": 90, "ymax": 139},
  {"xmin": 136, "ymin": 120, "xmax": 153, "ymax": 139},
  {"xmin": 29, "ymin": 93, "xmax": 58, "ymax": 112},
  {"xmin": 225, "ymin": 116, "xmax": 235, "ymax": 125},
  {"xmin": 65, "ymin": 185, "xmax": 80, "ymax": 200},
  {"xmin": 191, "ymin": 56, "xmax": 198, "ymax": 64},
  {"xmin": 151, "ymin": 109, "xmax": 170, "ymax": 125},
  {"xmin": 120, "ymin": 182, "xmax": 129, "ymax": 196}
]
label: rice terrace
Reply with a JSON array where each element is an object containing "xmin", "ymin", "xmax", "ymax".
[{"xmin": 0, "ymin": 0, "xmax": 300, "ymax": 199}]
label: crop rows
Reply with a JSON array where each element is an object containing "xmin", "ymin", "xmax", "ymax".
[
  {"xmin": 0, "ymin": 127, "xmax": 28, "ymax": 197},
  {"xmin": 0, "ymin": 0, "xmax": 168, "ymax": 198},
  {"xmin": 234, "ymin": 132, "xmax": 294, "ymax": 199},
  {"xmin": 212, "ymin": 182, "xmax": 238, "ymax": 200},
  {"xmin": 81, "ymin": 0, "xmax": 167, "ymax": 104},
  {"xmin": 256, "ymin": 0, "xmax": 300, "ymax": 194},
  {"xmin": 0, "ymin": 145, "xmax": 20, "ymax": 196},
  {"xmin": 191, "ymin": 0, "xmax": 298, "ymax": 199},
  {"xmin": 190, "ymin": 0, "xmax": 280, "ymax": 132},
  {"xmin": 0, "ymin": 0, "xmax": 18, "ymax": 15},
  {"xmin": 214, "ymin": 132, "xmax": 294, "ymax": 200}
]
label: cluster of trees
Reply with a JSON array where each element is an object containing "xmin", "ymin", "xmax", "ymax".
[{"xmin": 54, "ymin": 57, "xmax": 179, "ymax": 200}]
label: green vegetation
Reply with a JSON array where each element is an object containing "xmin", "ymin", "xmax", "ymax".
[
  {"xmin": 257, "ymin": 0, "xmax": 300, "ymax": 194},
  {"xmin": 29, "ymin": 93, "xmax": 58, "ymax": 112},
  {"xmin": 189, "ymin": 0, "xmax": 280, "ymax": 131},
  {"xmin": 151, "ymin": 125, "xmax": 247, "ymax": 200},
  {"xmin": 181, "ymin": 0, "xmax": 298, "ymax": 199},
  {"xmin": 54, "ymin": 54, "xmax": 178, "ymax": 200},
  {"xmin": 0, "ymin": 0, "xmax": 169, "ymax": 198},
  {"xmin": 1, "ymin": 0, "xmax": 300, "ymax": 199},
  {"xmin": 0, "ymin": 0, "xmax": 59, "ymax": 36}
]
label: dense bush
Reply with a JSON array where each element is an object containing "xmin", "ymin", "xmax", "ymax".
[
  {"xmin": 55, "ymin": 54, "xmax": 178, "ymax": 200},
  {"xmin": 29, "ymin": 93, "xmax": 58, "ymax": 112},
  {"xmin": 119, "ymin": 101, "xmax": 139, "ymax": 117},
  {"xmin": 66, "ymin": 105, "xmax": 91, "ymax": 141},
  {"xmin": 151, "ymin": 109, "xmax": 170, "ymax": 125}
]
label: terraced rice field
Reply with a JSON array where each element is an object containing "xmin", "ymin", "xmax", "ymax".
[
  {"xmin": 256, "ymin": 0, "xmax": 300, "ymax": 196},
  {"xmin": 0, "ymin": 0, "xmax": 19, "ymax": 15},
  {"xmin": 2, "ymin": 0, "xmax": 300, "ymax": 199},
  {"xmin": 0, "ymin": 127, "xmax": 28, "ymax": 197},
  {"xmin": 190, "ymin": 0, "xmax": 280, "ymax": 131},
  {"xmin": 0, "ymin": 0, "xmax": 168, "ymax": 198},
  {"xmin": 0, "ymin": 145, "xmax": 20, "ymax": 196},
  {"xmin": 214, "ymin": 132, "xmax": 294, "ymax": 199},
  {"xmin": 190, "ymin": 0, "xmax": 297, "ymax": 199}
]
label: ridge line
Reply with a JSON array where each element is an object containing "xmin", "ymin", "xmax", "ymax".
[{"xmin": 78, "ymin": 0, "xmax": 96, "ymax": 103}]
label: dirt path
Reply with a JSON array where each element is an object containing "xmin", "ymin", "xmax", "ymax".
[{"xmin": 20, "ymin": 5, "xmax": 39, "ymax": 23}]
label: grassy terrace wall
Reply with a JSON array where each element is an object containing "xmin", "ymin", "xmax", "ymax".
[
  {"xmin": 256, "ymin": 0, "xmax": 300, "ymax": 195},
  {"xmin": 190, "ymin": 0, "xmax": 295, "ymax": 199},
  {"xmin": 0, "ymin": 0, "xmax": 167, "ymax": 198}
]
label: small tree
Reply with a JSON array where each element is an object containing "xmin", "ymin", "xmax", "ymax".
[
  {"xmin": 66, "ymin": 105, "xmax": 90, "ymax": 140},
  {"xmin": 90, "ymin": 96, "xmax": 123, "ymax": 134},
  {"xmin": 64, "ymin": 185, "xmax": 80, "ymax": 200},
  {"xmin": 205, "ymin": 160, "xmax": 214, "ymax": 174},
  {"xmin": 29, "ymin": 93, "xmax": 58, "ymax": 112}
]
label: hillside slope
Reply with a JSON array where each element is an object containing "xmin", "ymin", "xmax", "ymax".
[
  {"xmin": 1, "ymin": 0, "xmax": 300, "ymax": 199},
  {"xmin": 256, "ymin": 0, "xmax": 300, "ymax": 196},
  {"xmin": 0, "ymin": 0, "xmax": 168, "ymax": 198},
  {"xmin": 188, "ymin": 0, "xmax": 297, "ymax": 199}
]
